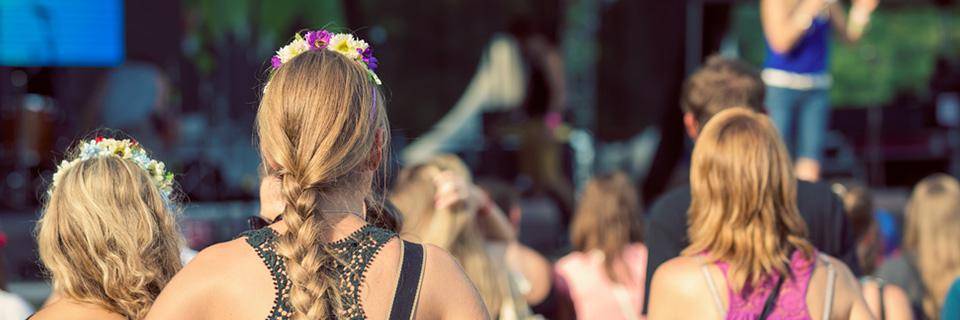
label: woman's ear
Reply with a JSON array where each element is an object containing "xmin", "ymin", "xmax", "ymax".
[
  {"xmin": 366, "ymin": 129, "xmax": 384, "ymax": 171},
  {"xmin": 259, "ymin": 174, "xmax": 285, "ymax": 221}
]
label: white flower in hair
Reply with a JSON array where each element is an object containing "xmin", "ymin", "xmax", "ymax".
[
  {"xmin": 269, "ymin": 29, "xmax": 382, "ymax": 85},
  {"xmin": 50, "ymin": 137, "xmax": 175, "ymax": 200},
  {"xmin": 275, "ymin": 38, "xmax": 310, "ymax": 65}
]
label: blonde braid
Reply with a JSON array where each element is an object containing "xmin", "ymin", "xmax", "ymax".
[
  {"xmin": 275, "ymin": 175, "xmax": 343, "ymax": 319},
  {"xmin": 257, "ymin": 41, "xmax": 387, "ymax": 319}
]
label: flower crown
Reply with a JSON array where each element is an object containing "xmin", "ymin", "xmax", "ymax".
[
  {"xmin": 51, "ymin": 137, "xmax": 174, "ymax": 199},
  {"xmin": 271, "ymin": 29, "xmax": 381, "ymax": 85}
]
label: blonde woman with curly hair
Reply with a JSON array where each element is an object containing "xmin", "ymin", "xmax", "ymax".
[
  {"xmin": 147, "ymin": 29, "xmax": 485, "ymax": 320},
  {"xmin": 877, "ymin": 173, "xmax": 960, "ymax": 320},
  {"xmin": 30, "ymin": 136, "xmax": 183, "ymax": 320},
  {"xmin": 648, "ymin": 108, "xmax": 872, "ymax": 320},
  {"xmin": 390, "ymin": 154, "xmax": 539, "ymax": 320}
]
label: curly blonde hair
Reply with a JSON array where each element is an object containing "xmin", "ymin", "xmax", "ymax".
[
  {"xmin": 37, "ymin": 148, "xmax": 182, "ymax": 319},
  {"xmin": 257, "ymin": 47, "xmax": 388, "ymax": 319},
  {"xmin": 684, "ymin": 108, "xmax": 813, "ymax": 293}
]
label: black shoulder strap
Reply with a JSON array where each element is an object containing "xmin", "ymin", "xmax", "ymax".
[
  {"xmin": 390, "ymin": 240, "xmax": 425, "ymax": 320},
  {"xmin": 758, "ymin": 274, "xmax": 787, "ymax": 320}
]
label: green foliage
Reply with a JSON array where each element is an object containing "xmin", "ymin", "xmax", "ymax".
[
  {"xmin": 182, "ymin": 0, "xmax": 346, "ymax": 74},
  {"xmin": 732, "ymin": 4, "xmax": 960, "ymax": 107}
]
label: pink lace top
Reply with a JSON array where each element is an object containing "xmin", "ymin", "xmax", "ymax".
[{"xmin": 713, "ymin": 250, "xmax": 817, "ymax": 320}]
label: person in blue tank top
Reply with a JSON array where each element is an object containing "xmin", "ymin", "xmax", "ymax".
[{"xmin": 761, "ymin": 0, "xmax": 878, "ymax": 182}]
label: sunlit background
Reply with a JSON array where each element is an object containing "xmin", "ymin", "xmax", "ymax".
[{"xmin": 1, "ymin": 0, "xmax": 959, "ymax": 309}]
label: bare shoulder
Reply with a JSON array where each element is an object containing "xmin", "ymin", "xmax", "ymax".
[
  {"xmin": 648, "ymin": 256, "xmax": 716, "ymax": 320},
  {"xmin": 146, "ymin": 238, "xmax": 265, "ymax": 320},
  {"xmin": 418, "ymin": 243, "xmax": 488, "ymax": 320},
  {"xmin": 651, "ymin": 256, "xmax": 707, "ymax": 293},
  {"xmin": 179, "ymin": 238, "xmax": 258, "ymax": 283},
  {"xmin": 822, "ymin": 255, "xmax": 860, "ymax": 289},
  {"xmin": 881, "ymin": 284, "xmax": 910, "ymax": 306},
  {"xmin": 881, "ymin": 283, "xmax": 913, "ymax": 320},
  {"xmin": 32, "ymin": 299, "xmax": 125, "ymax": 320},
  {"xmin": 818, "ymin": 254, "xmax": 876, "ymax": 320}
]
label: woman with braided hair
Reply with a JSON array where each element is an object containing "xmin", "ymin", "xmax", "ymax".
[{"xmin": 147, "ymin": 29, "xmax": 486, "ymax": 320}]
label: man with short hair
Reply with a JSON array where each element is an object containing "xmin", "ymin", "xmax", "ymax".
[{"xmin": 641, "ymin": 55, "xmax": 859, "ymax": 313}]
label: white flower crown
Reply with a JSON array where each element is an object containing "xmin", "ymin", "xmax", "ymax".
[{"xmin": 51, "ymin": 137, "xmax": 174, "ymax": 199}]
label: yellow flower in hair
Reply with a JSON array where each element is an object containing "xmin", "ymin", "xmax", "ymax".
[{"xmin": 328, "ymin": 33, "xmax": 361, "ymax": 60}]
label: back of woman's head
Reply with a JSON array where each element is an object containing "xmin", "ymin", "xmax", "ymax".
[
  {"xmin": 834, "ymin": 182, "xmax": 874, "ymax": 242},
  {"xmin": 684, "ymin": 107, "xmax": 812, "ymax": 293},
  {"xmin": 257, "ymin": 37, "xmax": 388, "ymax": 319},
  {"xmin": 570, "ymin": 172, "xmax": 641, "ymax": 280},
  {"xmin": 904, "ymin": 173, "xmax": 960, "ymax": 318},
  {"xmin": 38, "ymin": 143, "xmax": 181, "ymax": 319}
]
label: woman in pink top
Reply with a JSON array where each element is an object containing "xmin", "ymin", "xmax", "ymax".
[
  {"xmin": 647, "ymin": 108, "xmax": 872, "ymax": 320},
  {"xmin": 555, "ymin": 172, "xmax": 647, "ymax": 320}
]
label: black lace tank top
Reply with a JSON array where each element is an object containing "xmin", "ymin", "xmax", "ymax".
[{"xmin": 241, "ymin": 224, "xmax": 412, "ymax": 320}]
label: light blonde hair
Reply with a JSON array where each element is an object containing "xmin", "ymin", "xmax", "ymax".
[
  {"xmin": 903, "ymin": 173, "xmax": 960, "ymax": 319},
  {"xmin": 37, "ymin": 149, "xmax": 182, "ymax": 319},
  {"xmin": 683, "ymin": 107, "xmax": 813, "ymax": 293},
  {"xmin": 257, "ymin": 46, "xmax": 388, "ymax": 319},
  {"xmin": 390, "ymin": 155, "xmax": 518, "ymax": 318},
  {"xmin": 570, "ymin": 172, "xmax": 642, "ymax": 283}
]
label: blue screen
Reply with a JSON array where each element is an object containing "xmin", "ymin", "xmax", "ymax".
[{"xmin": 0, "ymin": 0, "xmax": 123, "ymax": 67}]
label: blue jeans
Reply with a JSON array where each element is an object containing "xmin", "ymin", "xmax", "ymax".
[{"xmin": 765, "ymin": 86, "xmax": 830, "ymax": 162}]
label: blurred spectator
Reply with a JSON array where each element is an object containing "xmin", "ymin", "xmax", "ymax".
[
  {"xmin": 647, "ymin": 108, "xmax": 871, "ymax": 319},
  {"xmin": 643, "ymin": 55, "xmax": 858, "ymax": 313},
  {"xmin": 833, "ymin": 182, "xmax": 881, "ymax": 274},
  {"xmin": 554, "ymin": 172, "xmax": 646, "ymax": 320},
  {"xmin": 391, "ymin": 154, "xmax": 537, "ymax": 319},
  {"xmin": 833, "ymin": 182, "xmax": 913, "ymax": 319},
  {"xmin": 510, "ymin": 19, "xmax": 574, "ymax": 227},
  {"xmin": 84, "ymin": 62, "xmax": 177, "ymax": 154},
  {"xmin": 760, "ymin": 0, "xmax": 877, "ymax": 181},
  {"xmin": 0, "ymin": 231, "xmax": 34, "ymax": 320},
  {"xmin": 477, "ymin": 179, "xmax": 554, "ymax": 309},
  {"xmin": 877, "ymin": 174, "xmax": 960, "ymax": 319}
]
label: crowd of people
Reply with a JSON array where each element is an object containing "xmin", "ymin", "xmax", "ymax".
[{"xmin": 4, "ymin": 0, "xmax": 960, "ymax": 318}]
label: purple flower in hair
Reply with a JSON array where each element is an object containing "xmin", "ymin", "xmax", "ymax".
[
  {"xmin": 305, "ymin": 30, "xmax": 333, "ymax": 49},
  {"xmin": 360, "ymin": 47, "xmax": 378, "ymax": 70},
  {"xmin": 270, "ymin": 56, "xmax": 282, "ymax": 69}
]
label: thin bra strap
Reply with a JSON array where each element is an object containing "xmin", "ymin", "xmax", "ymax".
[
  {"xmin": 820, "ymin": 254, "xmax": 836, "ymax": 320},
  {"xmin": 389, "ymin": 240, "xmax": 425, "ymax": 320},
  {"xmin": 878, "ymin": 280, "xmax": 887, "ymax": 320},
  {"xmin": 701, "ymin": 264, "xmax": 725, "ymax": 316}
]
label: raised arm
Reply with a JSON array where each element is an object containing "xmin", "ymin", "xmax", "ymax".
[
  {"xmin": 828, "ymin": 0, "xmax": 878, "ymax": 44},
  {"xmin": 761, "ymin": 0, "xmax": 830, "ymax": 54}
]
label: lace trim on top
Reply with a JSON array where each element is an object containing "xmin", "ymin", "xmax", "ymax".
[
  {"xmin": 714, "ymin": 250, "xmax": 817, "ymax": 320},
  {"xmin": 240, "ymin": 224, "xmax": 397, "ymax": 320}
]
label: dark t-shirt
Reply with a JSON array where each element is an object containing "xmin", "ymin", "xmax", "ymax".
[{"xmin": 641, "ymin": 180, "xmax": 860, "ymax": 313}]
